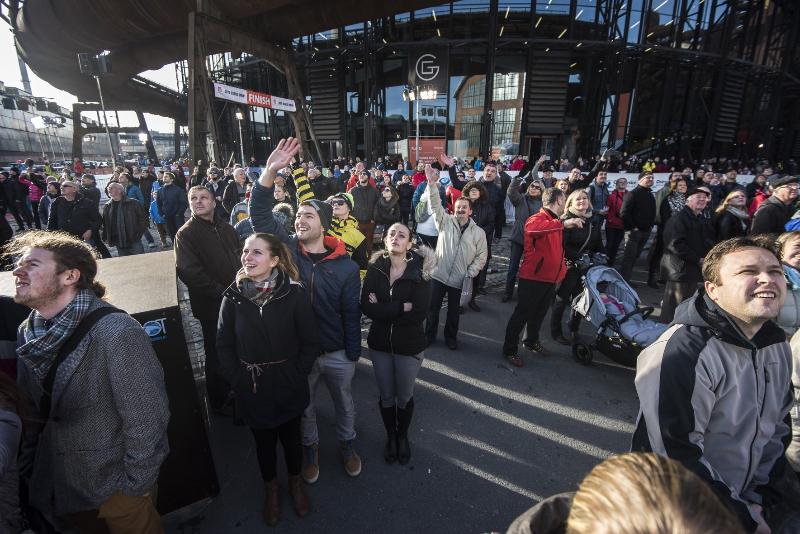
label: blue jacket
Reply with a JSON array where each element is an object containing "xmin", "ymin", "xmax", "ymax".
[
  {"xmin": 149, "ymin": 200, "xmax": 165, "ymax": 224},
  {"xmin": 411, "ymin": 181, "xmax": 446, "ymax": 212},
  {"xmin": 126, "ymin": 184, "xmax": 144, "ymax": 206},
  {"xmin": 156, "ymin": 183, "xmax": 187, "ymax": 218},
  {"xmin": 249, "ymin": 182, "xmax": 362, "ymax": 361}
]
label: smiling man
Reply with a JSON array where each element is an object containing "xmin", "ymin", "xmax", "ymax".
[{"xmin": 632, "ymin": 236, "xmax": 800, "ymax": 532}]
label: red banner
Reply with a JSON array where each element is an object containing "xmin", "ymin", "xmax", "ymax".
[{"xmin": 408, "ymin": 138, "xmax": 447, "ymax": 165}]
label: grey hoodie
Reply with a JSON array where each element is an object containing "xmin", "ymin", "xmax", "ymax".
[{"xmin": 632, "ymin": 292, "xmax": 793, "ymax": 531}]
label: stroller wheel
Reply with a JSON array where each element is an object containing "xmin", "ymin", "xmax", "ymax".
[{"xmin": 572, "ymin": 342, "xmax": 593, "ymax": 365}]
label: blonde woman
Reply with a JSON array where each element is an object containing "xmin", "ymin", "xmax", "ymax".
[
  {"xmin": 713, "ymin": 189, "xmax": 751, "ymax": 240},
  {"xmin": 550, "ymin": 189, "xmax": 602, "ymax": 344}
]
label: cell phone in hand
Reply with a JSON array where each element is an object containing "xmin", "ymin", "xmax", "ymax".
[{"xmin": 543, "ymin": 155, "xmax": 550, "ymax": 161}]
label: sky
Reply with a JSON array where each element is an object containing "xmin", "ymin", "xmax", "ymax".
[{"xmin": 0, "ymin": 25, "xmax": 178, "ymax": 133}]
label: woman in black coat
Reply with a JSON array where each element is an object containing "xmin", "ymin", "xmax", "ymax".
[
  {"xmin": 462, "ymin": 180, "xmax": 495, "ymax": 311},
  {"xmin": 361, "ymin": 222, "xmax": 433, "ymax": 465},
  {"xmin": 550, "ymin": 189, "xmax": 603, "ymax": 345},
  {"xmin": 713, "ymin": 189, "xmax": 750, "ymax": 240},
  {"xmin": 373, "ymin": 185, "xmax": 401, "ymax": 232},
  {"xmin": 217, "ymin": 232, "xmax": 319, "ymax": 526}
]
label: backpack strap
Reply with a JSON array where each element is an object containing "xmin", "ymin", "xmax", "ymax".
[{"xmin": 39, "ymin": 306, "xmax": 124, "ymax": 422}]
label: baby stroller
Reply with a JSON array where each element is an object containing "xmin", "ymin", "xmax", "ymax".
[{"xmin": 570, "ymin": 265, "xmax": 668, "ymax": 367}]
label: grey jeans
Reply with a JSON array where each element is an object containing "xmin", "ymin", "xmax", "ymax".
[
  {"xmin": 370, "ymin": 349, "xmax": 424, "ymax": 409},
  {"xmin": 302, "ymin": 350, "xmax": 357, "ymax": 445}
]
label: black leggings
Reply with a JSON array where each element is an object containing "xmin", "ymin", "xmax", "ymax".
[{"xmin": 251, "ymin": 416, "xmax": 303, "ymax": 482}]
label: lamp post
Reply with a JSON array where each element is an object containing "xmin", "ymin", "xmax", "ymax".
[
  {"xmin": 235, "ymin": 110, "xmax": 245, "ymax": 166},
  {"xmin": 403, "ymin": 86, "xmax": 438, "ymax": 165},
  {"xmin": 94, "ymin": 76, "xmax": 117, "ymax": 165}
]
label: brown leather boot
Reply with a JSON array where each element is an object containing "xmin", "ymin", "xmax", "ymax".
[
  {"xmin": 263, "ymin": 479, "xmax": 280, "ymax": 526},
  {"xmin": 288, "ymin": 475, "xmax": 310, "ymax": 518}
]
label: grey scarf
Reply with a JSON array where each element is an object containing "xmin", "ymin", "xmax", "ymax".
[{"xmin": 17, "ymin": 289, "xmax": 95, "ymax": 382}]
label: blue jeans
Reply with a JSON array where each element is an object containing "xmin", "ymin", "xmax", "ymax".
[{"xmin": 504, "ymin": 241, "xmax": 524, "ymax": 298}]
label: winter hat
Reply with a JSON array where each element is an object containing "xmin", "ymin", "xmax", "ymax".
[
  {"xmin": 301, "ymin": 198, "xmax": 333, "ymax": 231},
  {"xmin": 768, "ymin": 174, "xmax": 797, "ymax": 189},
  {"xmin": 327, "ymin": 192, "xmax": 354, "ymax": 211}
]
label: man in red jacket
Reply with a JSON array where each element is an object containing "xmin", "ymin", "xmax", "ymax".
[{"xmin": 501, "ymin": 187, "xmax": 583, "ymax": 366}]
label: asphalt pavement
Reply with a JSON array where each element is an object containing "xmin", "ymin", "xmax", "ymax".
[{"xmin": 164, "ymin": 233, "xmax": 666, "ymax": 534}]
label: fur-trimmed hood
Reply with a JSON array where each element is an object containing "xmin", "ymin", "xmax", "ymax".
[{"xmin": 368, "ymin": 245, "xmax": 437, "ymax": 281}]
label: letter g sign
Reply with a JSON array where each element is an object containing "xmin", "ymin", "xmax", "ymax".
[{"xmin": 415, "ymin": 54, "xmax": 440, "ymax": 82}]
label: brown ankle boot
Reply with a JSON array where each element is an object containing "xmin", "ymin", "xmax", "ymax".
[
  {"xmin": 288, "ymin": 475, "xmax": 310, "ymax": 517},
  {"xmin": 264, "ymin": 479, "xmax": 280, "ymax": 526}
]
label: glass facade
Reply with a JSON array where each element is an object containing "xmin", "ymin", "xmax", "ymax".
[{"xmin": 227, "ymin": 0, "xmax": 799, "ymax": 164}]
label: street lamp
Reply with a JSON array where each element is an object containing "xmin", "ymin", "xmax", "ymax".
[
  {"xmin": 403, "ymin": 85, "xmax": 438, "ymax": 164},
  {"xmin": 235, "ymin": 110, "xmax": 245, "ymax": 165}
]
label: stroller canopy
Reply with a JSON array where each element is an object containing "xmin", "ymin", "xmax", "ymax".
[{"xmin": 573, "ymin": 266, "xmax": 642, "ymax": 330}]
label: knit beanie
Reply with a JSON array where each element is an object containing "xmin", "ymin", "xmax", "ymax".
[
  {"xmin": 301, "ymin": 199, "xmax": 333, "ymax": 231},
  {"xmin": 328, "ymin": 192, "xmax": 354, "ymax": 211}
]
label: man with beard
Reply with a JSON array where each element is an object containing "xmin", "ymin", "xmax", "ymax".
[
  {"xmin": 250, "ymin": 138, "xmax": 363, "ymax": 483},
  {"xmin": 8, "ymin": 231, "xmax": 169, "ymax": 532}
]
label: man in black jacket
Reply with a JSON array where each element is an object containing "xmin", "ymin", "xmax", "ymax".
[
  {"xmin": 481, "ymin": 164, "xmax": 506, "ymax": 243},
  {"xmin": 222, "ymin": 168, "xmax": 248, "ymax": 214},
  {"xmin": 751, "ymin": 175, "xmax": 798, "ymax": 235},
  {"xmin": 619, "ymin": 171, "xmax": 656, "ymax": 281},
  {"xmin": 79, "ymin": 174, "xmax": 102, "ymax": 206},
  {"xmin": 157, "ymin": 172, "xmax": 189, "ymax": 241},
  {"xmin": 350, "ymin": 171, "xmax": 379, "ymax": 255},
  {"xmin": 47, "ymin": 181, "xmax": 100, "ymax": 242},
  {"xmin": 174, "ymin": 185, "xmax": 240, "ymax": 412},
  {"xmin": 659, "ymin": 187, "xmax": 716, "ymax": 323},
  {"xmin": 101, "ymin": 183, "xmax": 148, "ymax": 256}
]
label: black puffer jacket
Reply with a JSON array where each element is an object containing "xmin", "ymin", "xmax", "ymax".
[
  {"xmin": 397, "ymin": 182, "xmax": 414, "ymax": 212},
  {"xmin": 217, "ymin": 270, "xmax": 320, "ymax": 428},
  {"xmin": 360, "ymin": 248, "xmax": 434, "ymax": 356}
]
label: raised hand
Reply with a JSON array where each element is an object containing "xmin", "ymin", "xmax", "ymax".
[
  {"xmin": 537, "ymin": 154, "xmax": 548, "ymax": 164},
  {"xmin": 425, "ymin": 164, "xmax": 440, "ymax": 184},
  {"xmin": 261, "ymin": 138, "xmax": 301, "ymax": 187},
  {"xmin": 437, "ymin": 153, "xmax": 455, "ymax": 168}
]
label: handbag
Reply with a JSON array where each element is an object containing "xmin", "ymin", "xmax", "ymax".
[{"xmin": 459, "ymin": 275, "xmax": 473, "ymax": 307}]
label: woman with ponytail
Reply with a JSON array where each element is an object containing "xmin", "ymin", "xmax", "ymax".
[
  {"xmin": 360, "ymin": 223, "xmax": 434, "ymax": 465},
  {"xmin": 216, "ymin": 232, "xmax": 320, "ymax": 527}
]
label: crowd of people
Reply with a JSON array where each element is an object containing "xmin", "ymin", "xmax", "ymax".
[{"xmin": 1, "ymin": 138, "xmax": 800, "ymax": 533}]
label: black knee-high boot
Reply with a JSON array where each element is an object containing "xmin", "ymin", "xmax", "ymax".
[
  {"xmin": 379, "ymin": 403, "xmax": 398, "ymax": 463},
  {"xmin": 550, "ymin": 297, "xmax": 569, "ymax": 345},
  {"xmin": 396, "ymin": 398, "xmax": 415, "ymax": 465}
]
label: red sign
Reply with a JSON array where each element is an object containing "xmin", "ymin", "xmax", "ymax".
[
  {"xmin": 408, "ymin": 138, "xmax": 447, "ymax": 165},
  {"xmin": 247, "ymin": 91, "xmax": 272, "ymax": 108}
]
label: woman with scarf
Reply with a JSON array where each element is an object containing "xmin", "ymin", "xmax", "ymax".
[
  {"xmin": 216, "ymin": 232, "xmax": 320, "ymax": 527},
  {"xmin": 373, "ymin": 185, "xmax": 401, "ymax": 237},
  {"xmin": 326, "ymin": 192, "xmax": 369, "ymax": 275},
  {"xmin": 361, "ymin": 223, "xmax": 433, "ymax": 466},
  {"xmin": 550, "ymin": 189, "xmax": 602, "ymax": 345},
  {"xmin": 647, "ymin": 178, "xmax": 688, "ymax": 288},
  {"xmin": 462, "ymin": 181, "xmax": 495, "ymax": 312},
  {"xmin": 713, "ymin": 190, "xmax": 751, "ymax": 240}
]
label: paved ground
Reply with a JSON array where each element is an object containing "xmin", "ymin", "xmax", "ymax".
[{"xmin": 163, "ymin": 228, "xmax": 667, "ymax": 534}]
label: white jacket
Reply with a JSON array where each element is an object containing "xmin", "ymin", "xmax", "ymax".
[{"xmin": 426, "ymin": 183, "xmax": 487, "ymax": 288}]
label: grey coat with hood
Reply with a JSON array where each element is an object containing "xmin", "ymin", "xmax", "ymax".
[{"xmin": 632, "ymin": 292, "xmax": 794, "ymax": 531}]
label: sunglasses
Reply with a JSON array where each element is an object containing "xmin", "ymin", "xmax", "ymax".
[{"xmin": 330, "ymin": 199, "xmax": 348, "ymax": 207}]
